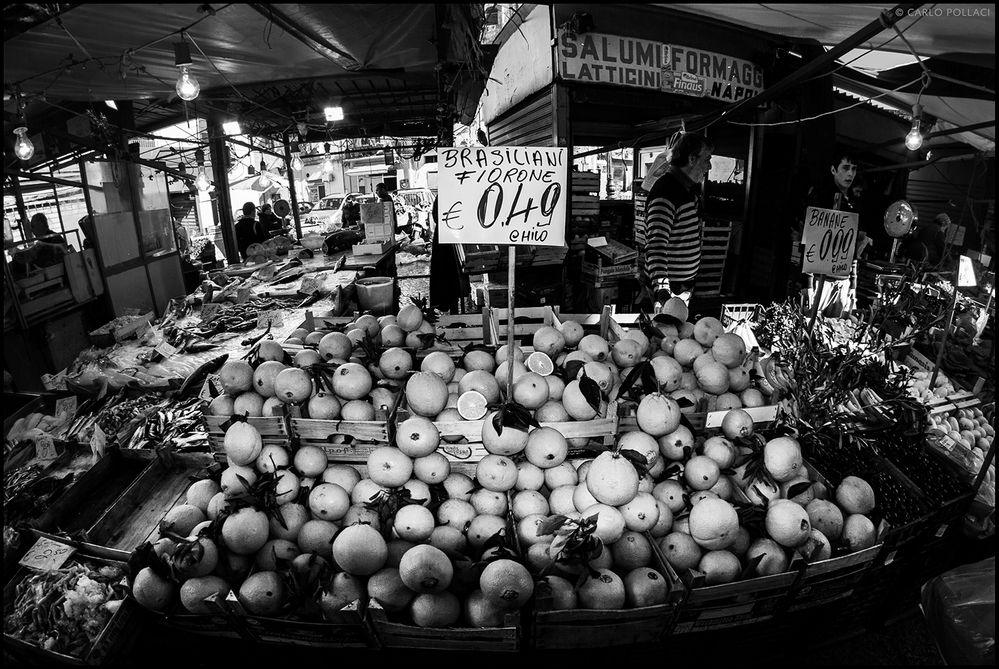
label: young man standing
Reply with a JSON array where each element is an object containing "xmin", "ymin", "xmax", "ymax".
[{"xmin": 640, "ymin": 133, "xmax": 713, "ymax": 311}]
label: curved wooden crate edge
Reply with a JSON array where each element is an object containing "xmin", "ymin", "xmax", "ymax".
[{"xmin": 366, "ymin": 598, "xmax": 521, "ymax": 651}]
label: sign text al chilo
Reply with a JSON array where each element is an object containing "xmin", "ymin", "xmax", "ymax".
[{"xmin": 558, "ymin": 31, "xmax": 764, "ymax": 102}]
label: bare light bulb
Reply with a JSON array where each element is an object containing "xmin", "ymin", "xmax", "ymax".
[
  {"xmin": 321, "ymin": 156, "xmax": 334, "ymax": 176},
  {"xmin": 904, "ymin": 124, "xmax": 923, "ymax": 151},
  {"xmin": 13, "ymin": 127, "xmax": 34, "ymax": 161},
  {"xmin": 175, "ymin": 65, "xmax": 201, "ymax": 101},
  {"xmin": 291, "ymin": 154, "xmax": 304, "ymax": 171},
  {"xmin": 195, "ymin": 170, "xmax": 211, "ymax": 192}
]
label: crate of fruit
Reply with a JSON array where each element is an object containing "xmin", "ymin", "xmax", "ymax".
[
  {"xmin": 227, "ymin": 587, "xmax": 374, "ymax": 648},
  {"xmin": 3, "ymin": 533, "xmax": 139, "ymax": 666},
  {"xmin": 203, "ymin": 412, "xmax": 290, "ymax": 453},
  {"xmin": 367, "ymin": 600, "xmax": 520, "ymax": 651},
  {"xmin": 290, "ymin": 381, "xmax": 402, "ymax": 463}
]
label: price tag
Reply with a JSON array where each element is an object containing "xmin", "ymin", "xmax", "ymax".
[
  {"xmin": 35, "ymin": 432, "xmax": 59, "ymax": 461},
  {"xmin": 937, "ymin": 434, "xmax": 958, "ymax": 452},
  {"xmin": 201, "ymin": 302, "xmax": 221, "ymax": 321},
  {"xmin": 91, "ymin": 423, "xmax": 107, "ymax": 459},
  {"xmin": 19, "ymin": 537, "xmax": 76, "ymax": 571},
  {"xmin": 155, "ymin": 341, "xmax": 178, "ymax": 359},
  {"xmin": 55, "ymin": 396, "xmax": 77, "ymax": 426},
  {"xmin": 236, "ymin": 287, "xmax": 251, "ymax": 304},
  {"xmin": 299, "ymin": 277, "xmax": 320, "ymax": 294},
  {"xmin": 801, "ymin": 207, "xmax": 859, "ymax": 277},
  {"xmin": 257, "ymin": 311, "xmax": 285, "ymax": 329}
]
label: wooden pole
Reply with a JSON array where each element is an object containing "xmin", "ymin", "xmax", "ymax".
[
  {"xmin": 506, "ymin": 246, "xmax": 516, "ymax": 398},
  {"xmin": 929, "ymin": 284, "xmax": 961, "ymax": 388},
  {"xmin": 889, "ymin": 238, "xmax": 899, "ymax": 264},
  {"xmin": 806, "ymin": 274, "xmax": 826, "ymax": 335}
]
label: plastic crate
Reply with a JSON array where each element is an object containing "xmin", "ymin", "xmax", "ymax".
[{"xmin": 720, "ymin": 303, "xmax": 761, "ymax": 328}]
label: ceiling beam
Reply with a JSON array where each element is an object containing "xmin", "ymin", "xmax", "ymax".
[{"xmin": 247, "ymin": 3, "xmax": 363, "ymax": 70}]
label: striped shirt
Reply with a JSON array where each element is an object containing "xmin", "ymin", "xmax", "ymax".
[{"xmin": 641, "ymin": 167, "xmax": 702, "ymax": 292}]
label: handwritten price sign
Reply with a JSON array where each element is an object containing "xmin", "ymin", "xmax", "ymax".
[
  {"xmin": 19, "ymin": 537, "xmax": 76, "ymax": 571},
  {"xmin": 802, "ymin": 207, "xmax": 858, "ymax": 277},
  {"xmin": 437, "ymin": 147, "xmax": 567, "ymax": 247}
]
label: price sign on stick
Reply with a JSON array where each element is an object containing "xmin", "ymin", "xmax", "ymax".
[
  {"xmin": 35, "ymin": 432, "xmax": 59, "ymax": 461},
  {"xmin": 19, "ymin": 537, "xmax": 76, "ymax": 571},
  {"xmin": 437, "ymin": 146, "xmax": 568, "ymax": 247},
  {"xmin": 802, "ymin": 207, "xmax": 859, "ymax": 277},
  {"xmin": 257, "ymin": 311, "xmax": 285, "ymax": 329}
]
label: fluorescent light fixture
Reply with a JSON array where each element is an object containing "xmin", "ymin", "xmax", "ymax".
[
  {"xmin": 324, "ymin": 106, "xmax": 344, "ymax": 122},
  {"xmin": 222, "ymin": 121, "xmax": 243, "ymax": 136},
  {"xmin": 104, "ymin": 100, "xmax": 118, "ymax": 110}
]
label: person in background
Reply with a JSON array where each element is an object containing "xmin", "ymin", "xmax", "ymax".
[
  {"xmin": 375, "ymin": 182, "xmax": 393, "ymax": 202},
  {"xmin": 800, "ymin": 151, "xmax": 861, "ymax": 318},
  {"xmin": 234, "ymin": 202, "xmax": 260, "ymax": 260},
  {"xmin": 917, "ymin": 213, "xmax": 950, "ymax": 267},
  {"xmin": 639, "ymin": 133, "xmax": 713, "ymax": 312},
  {"xmin": 28, "ymin": 213, "xmax": 69, "ymax": 267},
  {"xmin": 174, "ymin": 219, "xmax": 191, "ymax": 256},
  {"xmin": 428, "ymin": 196, "xmax": 470, "ymax": 314},
  {"xmin": 255, "ymin": 203, "xmax": 284, "ymax": 239}
]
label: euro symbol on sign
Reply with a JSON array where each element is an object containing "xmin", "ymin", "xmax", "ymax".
[
  {"xmin": 806, "ymin": 246, "xmax": 816, "ymax": 263},
  {"xmin": 442, "ymin": 201, "xmax": 463, "ymax": 230}
]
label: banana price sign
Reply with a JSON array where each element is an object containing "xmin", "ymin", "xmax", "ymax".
[
  {"xmin": 802, "ymin": 207, "xmax": 858, "ymax": 277},
  {"xmin": 437, "ymin": 147, "xmax": 567, "ymax": 247}
]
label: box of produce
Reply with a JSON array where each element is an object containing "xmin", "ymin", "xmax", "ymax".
[{"xmin": 3, "ymin": 534, "xmax": 137, "ymax": 666}]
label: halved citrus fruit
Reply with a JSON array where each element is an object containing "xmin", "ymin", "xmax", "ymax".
[
  {"xmin": 457, "ymin": 390, "xmax": 488, "ymax": 420},
  {"xmin": 526, "ymin": 351, "xmax": 555, "ymax": 377}
]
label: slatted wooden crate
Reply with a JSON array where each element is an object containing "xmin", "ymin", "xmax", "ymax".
[
  {"xmin": 203, "ymin": 413, "xmax": 289, "ymax": 451},
  {"xmin": 290, "ymin": 389, "xmax": 400, "ymax": 463},
  {"xmin": 227, "ymin": 598, "xmax": 375, "ymax": 648},
  {"xmin": 366, "ymin": 600, "xmax": 521, "ymax": 651},
  {"xmin": 531, "ymin": 532, "xmax": 684, "ymax": 649}
]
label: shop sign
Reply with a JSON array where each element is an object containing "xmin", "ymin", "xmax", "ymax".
[
  {"xmin": 801, "ymin": 207, "xmax": 858, "ymax": 277},
  {"xmin": 437, "ymin": 146, "xmax": 567, "ymax": 247},
  {"xmin": 558, "ymin": 31, "xmax": 764, "ymax": 103}
]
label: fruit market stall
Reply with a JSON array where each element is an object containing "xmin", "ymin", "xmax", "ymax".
[{"xmin": 4, "ymin": 293, "xmax": 994, "ymax": 659}]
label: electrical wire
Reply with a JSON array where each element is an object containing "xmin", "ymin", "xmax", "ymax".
[{"xmin": 728, "ymin": 76, "xmax": 924, "ymax": 127}]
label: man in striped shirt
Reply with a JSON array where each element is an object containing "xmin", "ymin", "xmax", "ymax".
[{"xmin": 640, "ymin": 133, "xmax": 713, "ymax": 311}]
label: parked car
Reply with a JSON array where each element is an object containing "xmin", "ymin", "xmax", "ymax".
[{"xmin": 303, "ymin": 193, "xmax": 368, "ymax": 233}]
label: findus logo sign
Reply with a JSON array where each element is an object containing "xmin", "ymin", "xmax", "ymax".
[{"xmin": 558, "ymin": 32, "xmax": 764, "ymax": 103}]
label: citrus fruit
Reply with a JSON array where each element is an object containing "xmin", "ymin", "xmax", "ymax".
[
  {"xmin": 741, "ymin": 388, "xmax": 766, "ymax": 408},
  {"xmin": 405, "ymin": 371, "xmax": 450, "ymax": 417},
  {"xmin": 475, "ymin": 453, "xmax": 519, "ymax": 491},
  {"xmin": 650, "ymin": 356, "xmax": 684, "ymax": 391},
  {"xmin": 463, "ymin": 349, "xmax": 496, "ymax": 373},
  {"xmin": 532, "ymin": 325, "xmax": 566, "ymax": 359},
  {"xmin": 321, "ymin": 464, "xmax": 362, "ymax": 495},
  {"xmin": 307, "ymin": 392, "xmax": 341, "ymax": 420},
  {"xmin": 179, "ymin": 575, "xmax": 230, "ymax": 614},
  {"xmin": 218, "ymin": 360, "xmax": 254, "ymax": 395},
  {"xmin": 293, "ymin": 445, "xmax": 328, "ymax": 478},
  {"xmin": 693, "ymin": 317, "xmax": 725, "ymax": 346},
  {"xmin": 586, "ymin": 451, "xmax": 640, "ymax": 506},
  {"xmin": 252, "ymin": 361, "xmax": 286, "ymax": 398},
  {"xmin": 446, "ymin": 390, "xmax": 486, "ymax": 422},
  {"xmin": 480, "ymin": 558, "xmax": 534, "ymax": 609},
  {"xmin": 268, "ymin": 503, "xmax": 309, "ymax": 542},
  {"xmin": 835, "ymin": 476, "xmax": 876, "ymax": 515},
  {"xmin": 273, "ymin": 367, "xmax": 313, "ymax": 403},
  {"xmin": 480, "ymin": 411, "xmax": 529, "ymax": 456},
  {"xmin": 399, "ymin": 544, "xmax": 453, "ymax": 594},
  {"xmin": 366, "ymin": 447, "xmax": 414, "ymax": 487},
  {"xmin": 562, "ymin": 379, "xmax": 604, "ymax": 421},
  {"xmin": 185, "ymin": 479, "xmax": 222, "ymax": 514},
  {"xmin": 688, "ymin": 497, "xmax": 739, "ymax": 550},
  {"xmin": 458, "ymin": 369, "xmax": 502, "ymax": 405},
  {"xmin": 410, "ymin": 591, "xmax": 461, "ymax": 627},
  {"xmin": 421, "ymin": 351, "xmax": 456, "ymax": 383},
  {"xmin": 699, "ymin": 550, "xmax": 742, "ymax": 585},
  {"xmin": 672, "ymin": 339, "xmax": 704, "ymax": 367},
  {"xmin": 524, "ymin": 426, "xmax": 569, "ymax": 469},
  {"xmin": 763, "ymin": 436, "xmax": 803, "ymax": 482},
  {"xmin": 297, "ymin": 520, "xmax": 339, "ymax": 559},
  {"xmin": 535, "ymin": 400, "xmax": 570, "ymax": 423},
  {"xmin": 660, "ymin": 297, "xmax": 689, "ymax": 323},
  {"xmin": 368, "ymin": 567, "xmax": 416, "ymax": 612},
  {"xmin": 379, "ymin": 324, "xmax": 407, "ymax": 348},
  {"xmin": 132, "ymin": 567, "xmax": 175, "ymax": 612},
  {"xmin": 623, "ymin": 567, "xmax": 669, "ymax": 607},
  {"xmin": 413, "ymin": 452, "xmax": 450, "ymax": 485},
  {"xmin": 397, "ymin": 303, "xmax": 425, "ymax": 332},
  {"xmin": 526, "ymin": 351, "xmax": 555, "ymax": 376},
  {"xmin": 544, "ymin": 462, "xmax": 579, "ymax": 489},
  {"xmin": 340, "ymin": 399, "xmax": 375, "ymax": 420},
  {"xmin": 255, "ymin": 539, "xmax": 301, "ymax": 571},
  {"xmin": 255, "ymin": 444, "xmax": 290, "ymax": 474},
  {"xmin": 332, "ymin": 523, "xmax": 388, "ymax": 575},
  {"xmin": 696, "ymin": 361, "xmax": 730, "ymax": 394},
  {"xmin": 636, "ymin": 393, "xmax": 682, "ymax": 437},
  {"xmin": 580, "ymin": 503, "xmax": 627, "ymax": 544},
  {"xmin": 658, "ymin": 425, "xmax": 695, "ymax": 461},
  {"xmin": 378, "ymin": 347, "xmax": 413, "ymax": 380},
  {"xmin": 577, "ymin": 568, "xmax": 626, "ymax": 609},
  {"xmin": 805, "ymin": 499, "xmax": 844, "ymax": 541},
  {"xmin": 224, "ymin": 421, "xmax": 263, "ymax": 466},
  {"xmin": 331, "ymin": 362, "xmax": 373, "ymax": 400},
  {"xmin": 308, "ymin": 483, "xmax": 350, "ymax": 521},
  {"xmin": 711, "ymin": 333, "xmax": 747, "ymax": 368},
  {"xmin": 207, "ymin": 394, "xmax": 235, "ymax": 417},
  {"xmin": 765, "ymin": 499, "xmax": 812, "ymax": 547},
  {"xmin": 746, "ymin": 537, "xmax": 789, "ymax": 576},
  {"xmin": 466, "ymin": 513, "xmax": 507, "ymax": 549},
  {"xmin": 684, "ymin": 455, "xmax": 721, "ymax": 491},
  {"xmin": 220, "ymin": 465, "xmax": 257, "ymax": 498},
  {"xmin": 396, "ymin": 416, "xmax": 441, "ymax": 457},
  {"xmin": 619, "ymin": 492, "xmax": 660, "ymax": 532},
  {"xmin": 238, "ymin": 571, "xmax": 287, "ymax": 616},
  {"xmin": 720, "ymin": 408, "xmax": 755, "ymax": 440},
  {"xmin": 393, "ymin": 504, "xmax": 436, "ymax": 542},
  {"xmin": 221, "ymin": 507, "xmax": 270, "ymax": 555},
  {"xmin": 611, "ymin": 338, "xmax": 644, "ymax": 368},
  {"xmin": 842, "ymin": 514, "xmax": 877, "ymax": 552}
]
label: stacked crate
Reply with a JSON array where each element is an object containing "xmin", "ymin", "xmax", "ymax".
[{"xmin": 697, "ymin": 218, "xmax": 733, "ymax": 297}]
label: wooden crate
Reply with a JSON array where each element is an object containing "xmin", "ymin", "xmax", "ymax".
[
  {"xmin": 720, "ymin": 303, "xmax": 761, "ymax": 328},
  {"xmin": 367, "ymin": 599, "xmax": 521, "ymax": 651},
  {"xmin": 289, "ymin": 386, "xmax": 401, "ymax": 463},
  {"xmin": 531, "ymin": 531, "xmax": 683, "ymax": 649},
  {"xmin": 230, "ymin": 600, "xmax": 375, "ymax": 648},
  {"xmin": 697, "ymin": 220, "xmax": 732, "ymax": 297},
  {"xmin": 3, "ymin": 535, "xmax": 141, "ymax": 666},
  {"xmin": 203, "ymin": 413, "xmax": 289, "ymax": 452}
]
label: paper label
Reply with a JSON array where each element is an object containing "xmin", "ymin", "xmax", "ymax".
[
  {"xmin": 155, "ymin": 341, "xmax": 178, "ymax": 358},
  {"xmin": 35, "ymin": 432, "xmax": 59, "ymax": 461},
  {"xmin": 257, "ymin": 311, "xmax": 285, "ymax": 329},
  {"xmin": 299, "ymin": 277, "xmax": 320, "ymax": 294},
  {"xmin": 801, "ymin": 206, "xmax": 859, "ymax": 277},
  {"xmin": 19, "ymin": 537, "xmax": 76, "ymax": 571},
  {"xmin": 55, "ymin": 396, "xmax": 77, "ymax": 426}
]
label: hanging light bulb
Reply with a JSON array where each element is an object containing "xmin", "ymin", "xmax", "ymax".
[
  {"xmin": 291, "ymin": 153, "xmax": 304, "ymax": 171},
  {"xmin": 174, "ymin": 40, "xmax": 200, "ymax": 101},
  {"xmin": 12, "ymin": 127, "xmax": 34, "ymax": 161},
  {"xmin": 321, "ymin": 142, "xmax": 334, "ymax": 177},
  {"xmin": 195, "ymin": 170, "xmax": 211, "ymax": 192},
  {"xmin": 904, "ymin": 104, "xmax": 923, "ymax": 151},
  {"xmin": 257, "ymin": 160, "xmax": 271, "ymax": 189}
]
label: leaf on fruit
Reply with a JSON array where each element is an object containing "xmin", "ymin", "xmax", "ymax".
[
  {"xmin": 537, "ymin": 514, "xmax": 569, "ymax": 536},
  {"xmin": 563, "ymin": 359, "xmax": 586, "ymax": 382},
  {"xmin": 579, "ymin": 374, "xmax": 602, "ymax": 414},
  {"xmin": 786, "ymin": 481, "xmax": 812, "ymax": 499}
]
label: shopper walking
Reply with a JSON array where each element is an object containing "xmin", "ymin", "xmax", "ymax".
[
  {"xmin": 638, "ymin": 133, "xmax": 713, "ymax": 312},
  {"xmin": 234, "ymin": 202, "xmax": 260, "ymax": 260}
]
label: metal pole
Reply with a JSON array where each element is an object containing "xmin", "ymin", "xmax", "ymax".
[
  {"xmin": 929, "ymin": 282, "xmax": 961, "ymax": 388},
  {"xmin": 207, "ymin": 114, "xmax": 238, "ymax": 264},
  {"xmin": 282, "ymin": 131, "xmax": 303, "ymax": 239},
  {"xmin": 506, "ymin": 246, "xmax": 516, "ymax": 398}
]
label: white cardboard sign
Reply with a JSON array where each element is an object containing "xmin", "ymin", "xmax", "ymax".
[
  {"xmin": 437, "ymin": 146, "xmax": 568, "ymax": 247},
  {"xmin": 802, "ymin": 206, "xmax": 859, "ymax": 277}
]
